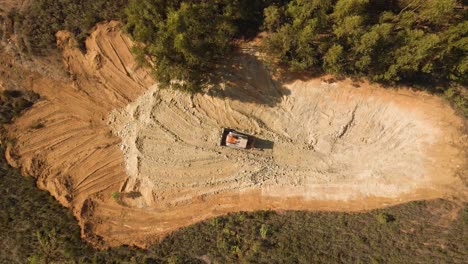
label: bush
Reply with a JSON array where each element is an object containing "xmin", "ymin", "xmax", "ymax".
[
  {"xmin": 376, "ymin": 212, "xmax": 396, "ymax": 224},
  {"xmin": 0, "ymin": 89, "xmax": 38, "ymax": 124},
  {"xmin": 111, "ymin": 191, "xmax": 121, "ymax": 201},
  {"xmin": 444, "ymin": 86, "xmax": 468, "ymax": 117},
  {"xmin": 259, "ymin": 224, "xmax": 268, "ymax": 239}
]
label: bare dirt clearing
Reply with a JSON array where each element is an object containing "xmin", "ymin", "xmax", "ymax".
[
  {"xmin": 2, "ymin": 22, "xmax": 466, "ymax": 247},
  {"xmin": 109, "ymin": 75, "xmax": 461, "ymax": 204}
]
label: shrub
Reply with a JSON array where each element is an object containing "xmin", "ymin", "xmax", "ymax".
[
  {"xmin": 260, "ymin": 224, "xmax": 268, "ymax": 239},
  {"xmin": 444, "ymin": 86, "xmax": 468, "ymax": 117},
  {"xmin": 111, "ymin": 191, "xmax": 121, "ymax": 201},
  {"xmin": 376, "ymin": 212, "xmax": 395, "ymax": 224}
]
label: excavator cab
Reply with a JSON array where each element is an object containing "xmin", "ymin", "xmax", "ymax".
[{"xmin": 220, "ymin": 128, "xmax": 255, "ymax": 149}]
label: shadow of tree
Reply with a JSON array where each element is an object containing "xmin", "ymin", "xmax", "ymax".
[
  {"xmin": 275, "ymin": 66, "xmax": 323, "ymax": 85},
  {"xmin": 208, "ymin": 51, "xmax": 291, "ymax": 107}
]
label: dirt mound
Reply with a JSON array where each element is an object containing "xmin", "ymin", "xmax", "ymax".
[
  {"xmin": 4, "ymin": 22, "xmax": 152, "ymax": 246},
  {"xmin": 3, "ymin": 22, "xmax": 466, "ymax": 248}
]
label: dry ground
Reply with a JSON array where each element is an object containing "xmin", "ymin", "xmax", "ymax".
[{"xmin": 1, "ymin": 22, "xmax": 466, "ymax": 247}]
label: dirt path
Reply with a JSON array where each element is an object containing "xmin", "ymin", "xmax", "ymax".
[{"xmin": 2, "ymin": 22, "xmax": 466, "ymax": 248}]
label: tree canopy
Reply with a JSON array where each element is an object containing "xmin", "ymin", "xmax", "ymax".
[
  {"xmin": 263, "ymin": 0, "xmax": 467, "ymax": 85},
  {"xmin": 11, "ymin": 0, "xmax": 468, "ymax": 92},
  {"xmin": 126, "ymin": 1, "xmax": 231, "ymax": 91},
  {"xmin": 14, "ymin": 0, "xmax": 127, "ymax": 54},
  {"xmin": 125, "ymin": 0, "xmax": 277, "ymax": 92}
]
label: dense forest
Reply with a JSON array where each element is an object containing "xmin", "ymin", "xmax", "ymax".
[
  {"xmin": 124, "ymin": 0, "xmax": 286, "ymax": 91},
  {"xmin": 10, "ymin": 0, "xmax": 128, "ymax": 54},
  {"xmin": 15, "ymin": 0, "xmax": 463, "ymax": 113},
  {"xmin": 263, "ymin": 0, "xmax": 467, "ymax": 84},
  {"xmin": 12, "ymin": 0, "xmax": 466, "ymax": 93},
  {"xmin": 125, "ymin": 0, "xmax": 467, "ymax": 92}
]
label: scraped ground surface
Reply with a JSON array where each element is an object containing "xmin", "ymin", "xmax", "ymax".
[
  {"xmin": 109, "ymin": 79, "xmax": 451, "ymax": 203},
  {"xmin": 2, "ymin": 22, "xmax": 466, "ymax": 247}
]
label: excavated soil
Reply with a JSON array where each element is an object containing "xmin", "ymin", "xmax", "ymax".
[
  {"xmin": 108, "ymin": 55, "xmax": 463, "ymax": 205},
  {"xmin": 2, "ymin": 22, "xmax": 466, "ymax": 248}
]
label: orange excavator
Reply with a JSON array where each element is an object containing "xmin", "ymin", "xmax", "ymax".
[{"xmin": 220, "ymin": 128, "xmax": 255, "ymax": 149}]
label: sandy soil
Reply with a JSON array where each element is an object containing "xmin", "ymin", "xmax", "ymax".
[
  {"xmin": 109, "ymin": 54, "xmax": 463, "ymax": 204},
  {"xmin": 1, "ymin": 22, "xmax": 466, "ymax": 248}
]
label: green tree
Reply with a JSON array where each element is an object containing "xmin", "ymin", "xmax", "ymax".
[
  {"xmin": 262, "ymin": 0, "xmax": 466, "ymax": 86},
  {"xmin": 263, "ymin": 5, "xmax": 284, "ymax": 32},
  {"xmin": 263, "ymin": 0, "xmax": 334, "ymax": 70},
  {"xmin": 259, "ymin": 224, "xmax": 268, "ymax": 239},
  {"xmin": 323, "ymin": 44, "xmax": 345, "ymax": 74},
  {"xmin": 126, "ymin": 0, "xmax": 244, "ymax": 92},
  {"xmin": 332, "ymin": 0, "xmax": 369, "ymax": 22}
]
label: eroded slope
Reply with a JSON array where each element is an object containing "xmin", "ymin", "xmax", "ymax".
[{"xmin": 4, "ymin": 22, "xmax": 152, "ymax": 246}]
